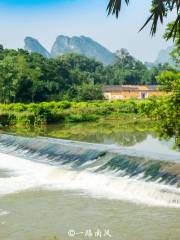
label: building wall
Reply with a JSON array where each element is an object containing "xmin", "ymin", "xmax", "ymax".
[
  {"xmin": 148, "ymin": 91, "xmax": 166, "ymax": 97},
  {"xmin": 103, "ymin": 90, "xmax": 166, "ymax": 100}
]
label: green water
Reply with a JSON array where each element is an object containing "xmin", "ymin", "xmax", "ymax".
[
  {"xmin": 1, "ymin": 190, "xmax": 180, "ymax": 240},
  {"xmin": 0, "ymin": 119, "xmax": 180, "ymax": 240},
  {"xmin": 1, "ymin": 117, "xmax": 158, "ymax": 146}
]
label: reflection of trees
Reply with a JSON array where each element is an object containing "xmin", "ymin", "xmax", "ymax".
[
  {"xmin": 108, "ymin": 131, "xmax": 148, "ymax": 146},
  {"xmin": 80, "ymin": 130, "xmax": 148, "ymax": 146},
  {"xmin": 44, "ymin": 122, "xmax": 150, "ymax": 146},
  {"xmin": 6, "ymin": 121, "xmax": 154, "ymax": 147}
]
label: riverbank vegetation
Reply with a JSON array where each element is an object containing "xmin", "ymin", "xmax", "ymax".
[
  {"xmin": 0, "ymin": 112, "xmax": 156, "ymax": 147},
  {"xmin": 0, "ymin": 96, "xmax": 179, "ymax": 146},
  {"xmin": 0, "ymin": 99, "xmax": 149, "ymax": 126}
]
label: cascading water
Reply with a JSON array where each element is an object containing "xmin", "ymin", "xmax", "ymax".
[{"xmin": 0, "ymin": 134, "xmax": 180, "ymax": 208}]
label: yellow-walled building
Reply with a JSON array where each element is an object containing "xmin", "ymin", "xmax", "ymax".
[{"xmin": 103, "ymin": 85, "xmax": 165, "ymax": 100}]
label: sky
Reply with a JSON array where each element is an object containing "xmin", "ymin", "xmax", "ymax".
[{"xmin": 0, "ymin": 0, "xmax": 174, "ymax": 62}]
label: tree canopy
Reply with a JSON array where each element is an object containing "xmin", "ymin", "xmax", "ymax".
[
  {"xmin": 0, "ymin": 47, "xmax": 171, "ymax": 103},
  {"xmin": 107, "ymin": 0, "xmax": 180, "ymax": 42}
]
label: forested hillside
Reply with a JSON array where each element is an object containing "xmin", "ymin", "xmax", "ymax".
[{"xmin": 0, "ymin": 45, "xmax": 172, "ymax": 103}]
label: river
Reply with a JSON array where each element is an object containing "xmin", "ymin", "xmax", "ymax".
[{"xmin": 0, "ymin": 120, "xmax": 180, "ymax": 240}]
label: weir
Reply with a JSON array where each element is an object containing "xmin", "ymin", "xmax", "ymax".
[
  {"xmin": 0, "ymin": 134, "xmax": 180, "ymax": 187},
  {"xmin": 0, "ymin": 134, "xmax": 180, "ymax": 208}
]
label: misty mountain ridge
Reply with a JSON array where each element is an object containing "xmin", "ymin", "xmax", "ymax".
[
  {"xmin": 24, "ymin": 36, "xmax": 174, "ymax": 66},
  {"xmin": 24, "ymin": 37, "xmax": 50, "ymax": 58},
  {"xmin": 24, "ymin": 35, "xmax": 115, "ymax": 65},
  {"xmin": 51, "ymin": 35, "xmax": 115, "ymax": 65},
  {"xmin": 155, "ymin": 46, "xmax": 174, "ymax": 65}
]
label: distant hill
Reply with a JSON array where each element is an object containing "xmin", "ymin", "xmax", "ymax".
[
  {"xmin": 51, "ymin": 35, "xmax": 115, "ymax": 65},
  {"xmin": 24, "ymin": 35, "xmax": 115, "ymax": 65},
  {"xmin": 145, "ymin": 46, "xmax": 174, "ymax": 68},
  {"xmin": 24, "ymin": 37, "xmax": 50, "ymax": 58},
  {"xmin": 24, "ymin": 36, "xmax": 174, "ymax": 67},
  {"xmin": 144, "ymin": 62, "xmax": 155, "ymax": 68},
  {"xmin": 155, "ymin": 46, "xmax": 174, "ymax": 65}
]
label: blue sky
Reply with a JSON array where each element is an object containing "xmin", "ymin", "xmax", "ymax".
[{"xmin": 0, "ymin": 0, "xmax": 174, "ymax": 62}]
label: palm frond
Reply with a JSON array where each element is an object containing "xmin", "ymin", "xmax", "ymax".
[
  {"xmin": 107, "ymin": 0, "xmax": 130, "ymax": 18},
  {"xmin": 167, "ymin": 15, "xmax": 180, "ymax": 42},
  {"xmin": 139, "ymin": 0, "xmax": 166, "ymax": 36},
  {"xmin": 107, "ymin": 0, "xmax": 180, "ymax": 42}
]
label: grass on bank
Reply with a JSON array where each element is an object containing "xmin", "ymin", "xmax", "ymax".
[{"xmin": 0, "ymin": 98, "xmax": 162, "ymax": 128}]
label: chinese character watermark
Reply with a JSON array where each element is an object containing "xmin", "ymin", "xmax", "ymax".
[{"xmin": 68, "ymin": 228, "xmax": 112, "ymax": 238}]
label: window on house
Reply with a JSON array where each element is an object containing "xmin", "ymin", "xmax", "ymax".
[{"xmin": 141, "ymin": 92, "xmax": 148, "ymax": 99}]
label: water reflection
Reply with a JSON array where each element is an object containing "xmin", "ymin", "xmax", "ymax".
[
  {"xmin": 0, "ymin": 119, "xmax": 157, "ymax": 147},
  {"xmin": 41, "ymin": 121, "xmax": 159, "ymax": 147}
]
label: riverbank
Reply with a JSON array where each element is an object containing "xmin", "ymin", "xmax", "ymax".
[
  {"xmin": 1, "ymin": 97, "xmax": 179, "ymax": 148},
  {"xmin": 0, "ymin": 99, "xmax": 160, "ymax": 128},
  {"xmin": 0, "ymin": 115, "xmax": 156, "ymax": 145}
]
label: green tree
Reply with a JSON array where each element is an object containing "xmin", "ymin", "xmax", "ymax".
[
  {"xmin": 104, "ymin": 49, "xmax": 149, "ymax": 85},
  {"xmin": 0, "ymin": 55, "xmax": 18, "ymax": 103},
  {"xmin": 15, "ymin": 53, "xmax": 42, "ymax": 102},
  {"xmin": 157, "ymin": 71, "xmax": 180, "ymax": 146},
  {"xmin": 75, "ymin": 83, "xmax": 104, "ymax": 101},
  {"xmin": 153, "ymin": 22, "xmax": 180, "ymax": 146},
  {"xmin": 0, "ymin": 47, "xmax": 174, "ymax": 103},
  {"xmin": 107, "ymin": 0, "xmax": 180, "ymax": 41},
  {"xmin": 164, "ymin": 22, "xmax": 180, "ymax": 68},
  {"xmin": 0, "ymin": 44, "xmax": 4, "ymax": 60}
]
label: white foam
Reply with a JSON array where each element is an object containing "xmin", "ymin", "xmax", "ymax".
[
  {"xmin": 0, "ymin": 210, "xmax": 10, "ymax": 216},
  {"xmin": 0, "ymin": 152, "xmax": 180, "ymax": 208}
]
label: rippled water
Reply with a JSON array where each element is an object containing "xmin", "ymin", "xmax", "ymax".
[
  {"xmin": 0, "ymin": 121, "xmax": 180, "ymax": 240},
  {"xmin": 1, "ymin": 190, "xmax": 180, "ymax": 240}
]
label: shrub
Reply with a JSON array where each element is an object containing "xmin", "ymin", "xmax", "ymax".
[{"xmin": 66, "ymin": 114, "xmax": 98, "ymax": 122}]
